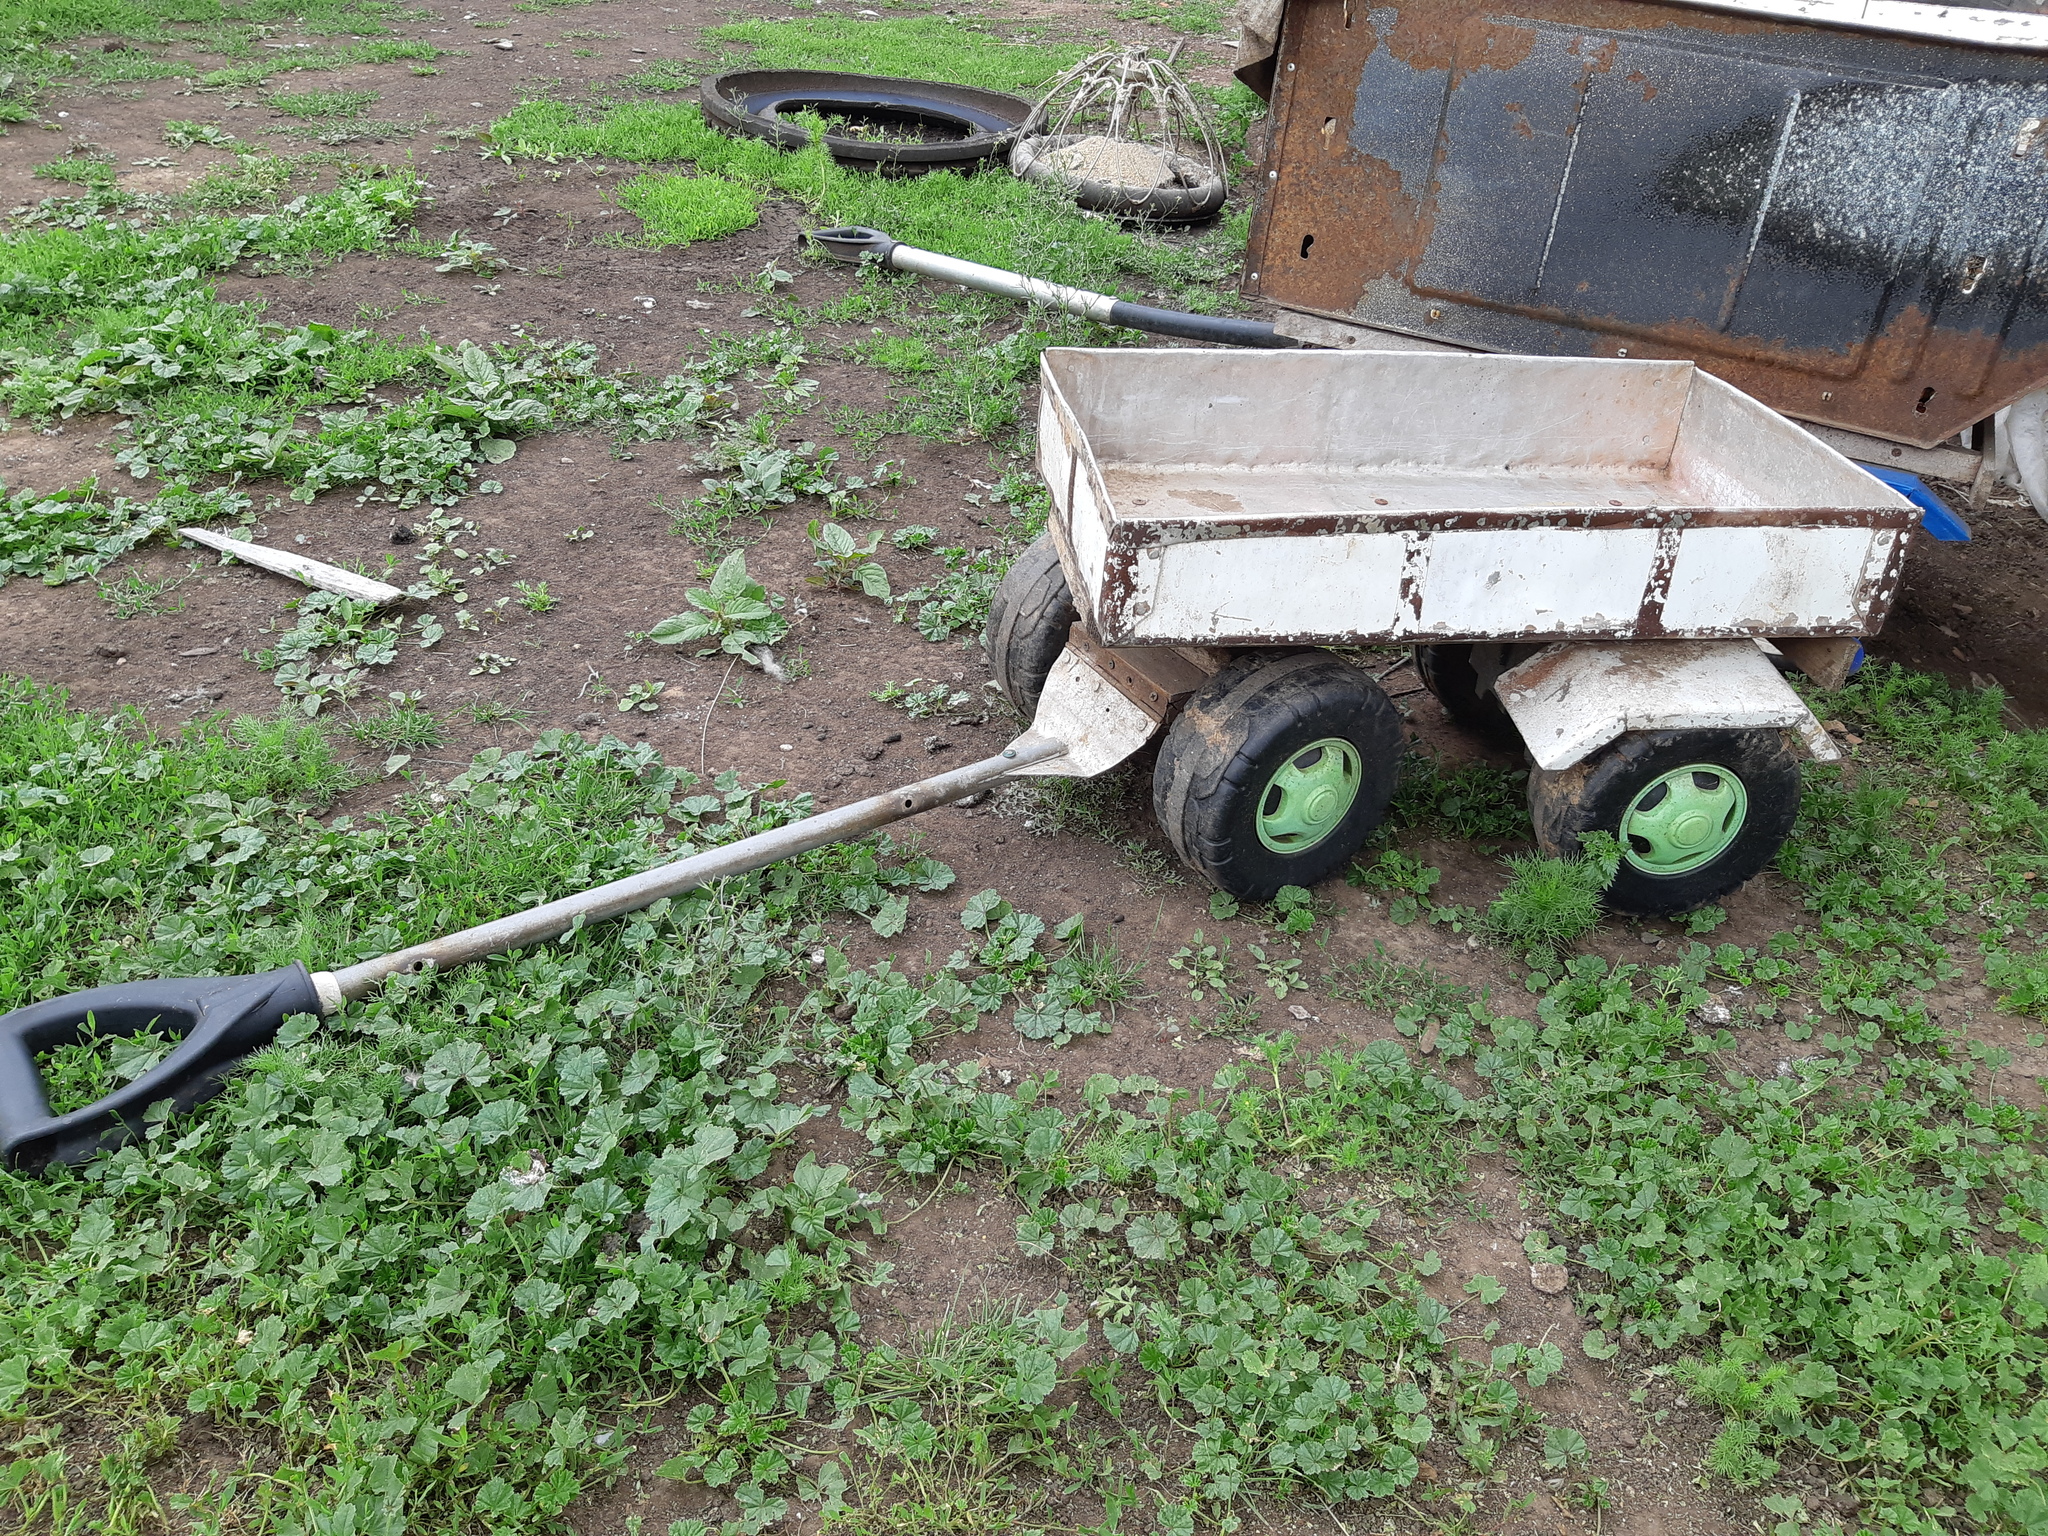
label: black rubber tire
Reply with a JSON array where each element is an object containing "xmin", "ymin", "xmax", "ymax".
[
  {"xmin": 1415, "ymin": 643, "xmax": 1538, "ymax": 745},
  {"xmin": 1528, "ymin": 728, "xmax": 1804, "ymax": 917},
  {"xmin": 1153, "ymin": 652, "xmax": 1403, "ymax": 902},
  {"xmin": 701, "ymin": 70, "xmax": 1040, "ymax": 167},
  {"xmin": 984, "ymin": 534, "xmax": 1078, "ymax": 717}
]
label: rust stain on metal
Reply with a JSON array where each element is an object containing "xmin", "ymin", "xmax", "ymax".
[
  {"xmin": 1176, "ymin": 488, "xmax": 1246, "ymax": 513},
  {"xmin": 1633, "ymin": 521, "xmax": 1685, "ymax": 638},
  {"xmin": 1412, "ymin": 13, "xmax": 1539, "ymax": 81},
  {"xmin": 1063, "ymin": 625, "xmax": 1208, "ymax": 723},
  {"xmin": 1398, "ymin": 535, "xmax": 1429, "ymax": 621},
  {"xmin": 1572, "ymin": 31, "xmax": 1620, "ymax": 73}
]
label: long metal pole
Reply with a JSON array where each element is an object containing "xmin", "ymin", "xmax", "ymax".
[
  {"xmin": 884, "ymin": 243, "xmax": 1121, "ymax": 325},
  {"xmin": 319, "ymin": 734, "xmax": 1066, "ymax": 1007},
  {"xmin": 804, "ymin": 227, "xmax": 1297, "ymax": 349}
]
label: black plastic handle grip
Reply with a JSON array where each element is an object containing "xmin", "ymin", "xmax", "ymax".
[
  {"xmin": 0, "ymin": 965, "xmax": 320, "ymax": 1173},
  {"xmin": 1104, "ymin": 299, "xmax": 1299, "ymax": 349}
]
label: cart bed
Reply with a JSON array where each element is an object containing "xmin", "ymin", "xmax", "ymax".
[{"xmin": 1039, "ymin": 349, "xmax": 1917, "ymax": 647}]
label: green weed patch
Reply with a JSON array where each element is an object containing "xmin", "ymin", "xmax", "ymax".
[
  {"xmin": 5, "ymin": 657, "xmax": 2048, "ymax": 1534},
  {"xmin": 0, "ymin": 0, "xmax": 406, "ymax": 43},
  {"xmin": 265, "ymin": 85, "xmax": 378, "ymax": 118},
  {"xmin": 493, "ymin": 97, "xmax": 1237, "ymax": 296},
  {"xmin": 1785, "ymin": 663, "xmax": 2048, "ymax": 1020},
  {"xmin": 0, "ymin": 684, "xmax": 1580, "ymax": 1534},
  {"xmin": 0, "ymin": 175, "xmax": 890, "ymax": 718},
  {"xmin": 0, "ymin": 682, "xmax": 973, "ymax": 1531},
  {"xmin": 0, "ymin": 0, "xmax": 435, "ymax": 100},
  {"xmin": 1113, "ymin": 0, "xmax": 1233, "ymax": 32},
  {"xmin": 0, "ymin": 171, "xmax": 417, "ymax": 358},
  {"xmin": 834, "ymin": 1033, "xmax": 1532, "ymax": 1513},
  {"xmin": 1482, "ymin": 837, "xmax": 1618, "ymax": 966},
  {"xmin": 703, "ymin": 16, "xmax": 1086, "ymax": 96},
  {"xmin": 1478, "ymin": 949, "xmax": 2048, "ymax": 1533},
  {"xmin": 0, "ymin": 172, "xmax": 807, "ymax": 558},
  {"xmin": 0, "ymin": 478, "xmax": 247, "ymax": 590},
  {"xmin": 190, "ymin": 37, "xmax": 437, "ymax": 89},
  {"xmin": 491, "ymin": 44, "xmax": 1251, "ymax": 448}
]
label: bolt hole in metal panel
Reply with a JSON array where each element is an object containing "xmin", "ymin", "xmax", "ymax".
[
  {"xmin": 1244, "ymin": 0, "xmax": 2048, "ymax": 450},
  {"xmin": 1035, "ymin": 348, "xmax": 1913, "ymax": 648}
]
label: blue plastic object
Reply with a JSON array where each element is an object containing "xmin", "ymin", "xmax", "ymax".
[{"xmin": 1861, "ymin": 463, "xmax": 1970, "ymax": 541}]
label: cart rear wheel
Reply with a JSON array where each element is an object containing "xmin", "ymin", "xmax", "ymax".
[
  {"xmin": 1415, "ymin": 643, "xmax": 1538, "ymax": 744},
  {"xmin": 1528, "ymin": 728, "xmax": 1802, "ymax": 916},
  {"xmin": 1154, "ymin": 652, "xmax": 1403, "ymax": 901},
  {"xmin": 984, "ymin": 534, "xmax": 1078, "ymax": 716}
]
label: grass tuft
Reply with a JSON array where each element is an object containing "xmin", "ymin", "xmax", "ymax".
[
  {"xmin": 266, "ymin": 86, "xmax": 379, "ymax": 119},
  {"xmin": 1482, "ymin": 835, "xmax": 1619, "ymax": 963},
  {"xmin": 614, "ymin": 171, "xmax": 759, "ymax": 245},
  {"xmin": 705, "ymin": 16, "xmax": 1086, "ymax": 96}
]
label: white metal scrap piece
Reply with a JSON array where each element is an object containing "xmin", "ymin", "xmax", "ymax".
[{"xmin": 1496, "ymin": 640, "xmax": 1842, "ymax": 772}]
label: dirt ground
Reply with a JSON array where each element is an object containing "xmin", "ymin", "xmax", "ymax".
[{"xmin": 4, "ymin": 1, "xmax": 2047, "ymax": 1532}]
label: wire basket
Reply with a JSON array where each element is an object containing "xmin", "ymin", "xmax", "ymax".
[{"xmin": 1010, "ymin": 44, "xmax": 1227, "ymax": 222}]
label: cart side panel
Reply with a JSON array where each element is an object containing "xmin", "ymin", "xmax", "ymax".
[
  {"xmin": 1417, "ymin": 526, "xmax": 1663, "ymax": 636},
  {"xmin": 1037, "ymin": 372, "xmax": 1112, "ymax": 611},
  {"xmin": 1670, "ymin": 370, "xmax": 1912, "ymax": 509},
  {"xmin": 1066, "ymin": 464, "xmax": 1113, "ymax": 616},
  {"xmin": 1124, "ymin": 532, "xmax": 1413, "ymax": 644},
  {"xmin": 1046, "ymin": 349, "xmax": 1695, "ymax": 473},
  {"xmin": 1036, "ymin": 387, "xmax": 1072, "ymax": 514},
  {"xmin": 1660, "ymin": 526, "xmax": 1902, "ymax": 632}
]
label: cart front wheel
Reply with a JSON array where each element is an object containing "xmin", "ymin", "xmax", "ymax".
[
  {"xmin": 1415, "ymin": 643, "xmax": 1539, "ymax": 744},
  {"xmin": 1528, "ymin": 728, "xmax": 1802, "ymax": 916},
  {"xmin": 1154, "ymin": 652, "xmax": 1402, "ymax": 901},
  {"xmin": 984, "ymin": 534, "xmax": 1078, "ymax": 716}
]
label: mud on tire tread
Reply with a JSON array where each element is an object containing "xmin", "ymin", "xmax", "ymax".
[
  {"xmin": 1153, "ymin": 651, "xmax": 1403, "ymax": 902},
  {"xmin": 984, "ymin": 534, "xmax": 1079, "ymax": 717},
  {"xmin": 1528, "ymin": 727, "xmax": 1803, "ymax": 917}
]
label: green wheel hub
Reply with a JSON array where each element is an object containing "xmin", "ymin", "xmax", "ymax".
[
  {"xmin": 1621, "ymin": 763, "xmax": 1748, "ymax": 876},
  {"xmin": 1255, "ymin": 738, "xmax": 1363, "ymax": 854}
]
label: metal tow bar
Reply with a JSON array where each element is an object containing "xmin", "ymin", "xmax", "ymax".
[
  {"xmin": 0, "ymin": 644, "xmax": 1164, "ymax": 1173},
  {"xmin": 0, "ymin": 740, "xmax": 1067, "ymax": 1172}
]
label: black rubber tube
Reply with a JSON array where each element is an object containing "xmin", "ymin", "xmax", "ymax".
[{"xmin": 1107, "ymin": 300, "xmax": 1297, "ymax": 349}]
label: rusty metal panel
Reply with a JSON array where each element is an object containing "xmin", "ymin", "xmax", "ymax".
[
  {"xmin": 1060, "ymin": 625, "xmax": 1213, "ymax": 722},
  {"xmin": 1244, "ymin": 0, "xmax": 2048, "ymax": 447}
]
